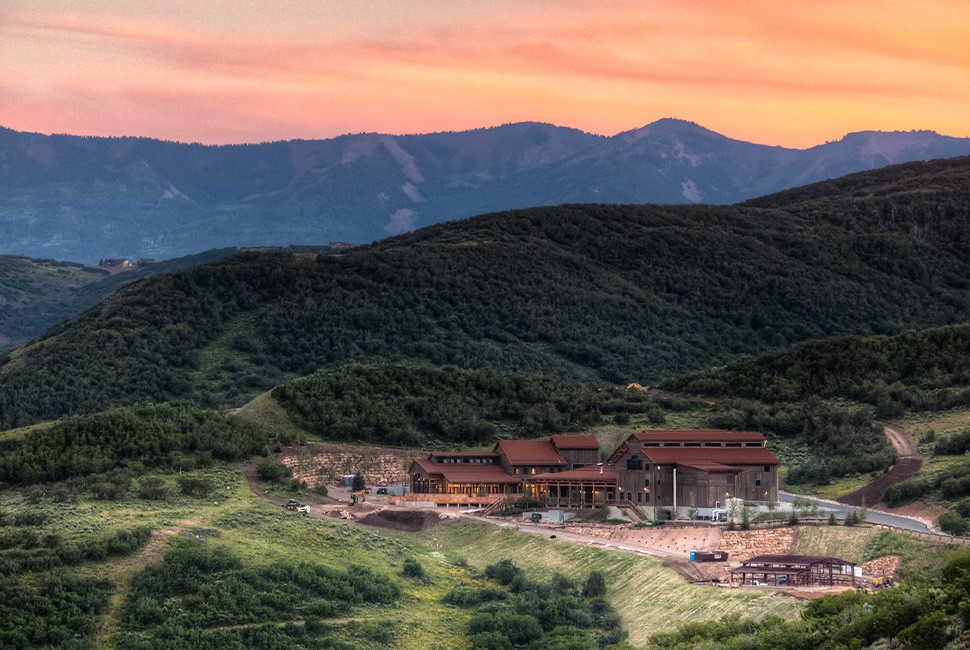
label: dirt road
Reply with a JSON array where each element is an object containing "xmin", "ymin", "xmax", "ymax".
[{"xmin": 838, "ymin": 424, "xmax": 921, "ymax": 507}]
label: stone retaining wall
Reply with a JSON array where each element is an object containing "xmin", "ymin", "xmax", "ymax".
[
  {"xmin": 861, "ymin": 555, "xmax": 901, "ymax": 577},
  {"xmin": 717, "ymin": 527, "xmax": 796, "ymax": 563},
  {"xmin": 279, "ymin": 442, "xmax": 422, "ymax": 488}
]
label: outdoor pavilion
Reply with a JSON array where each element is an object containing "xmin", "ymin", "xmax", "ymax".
[{"xmin": 731, "ymin": 554, "xmax": 858, "ymax": 587}]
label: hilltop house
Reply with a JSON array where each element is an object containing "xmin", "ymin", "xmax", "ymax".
[{"xmin": 409, "ymin": 429, "xmax": 778, "ymax": 518}]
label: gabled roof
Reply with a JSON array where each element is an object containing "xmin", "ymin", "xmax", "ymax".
[
  {"xmin": 550, "ymin": 435, "xmax": 600, "ymax": 450},
  {"xmin": 642, "ymin": 447, "xmax": 779, "ymax": 466},
  {"xmin": 494, "ymin": 439, "xmax": 567, "ymax": 466},
  {"xmin": 634, "ymin": 430, "xmax": 766, "ymax": 443},
  {"xmin": 410, "ymin": 458, "xmax": 440, "ymax": 475},
  {"xmin": 438, "ymin": 465, "xmax": 522, "ymax": 485},
  {"xmin": 528, "ymin": 465, "xmax": 617, "ymax": 483},
  {"xmin": 409, "ymin": 457, "xmax": 521, "ymax": 484}
]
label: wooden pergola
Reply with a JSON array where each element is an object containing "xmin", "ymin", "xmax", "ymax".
[{"xmin": 732, "ymin": 555, "xmax": 858, "ymax": 587}]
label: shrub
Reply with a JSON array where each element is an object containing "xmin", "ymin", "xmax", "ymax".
[
  {"xmin": 137, "ymin": 476, "xmax": 170, "ymax": 501},
  {"xmin": 938, "ymin": 511, "xmax": 968, "ymax": 536},
  {"xmin": 884, "ymin": 477, "xmax": 932, "ymax": 507},
  {"xmin": 935, "ymin": 428, "xmax": 970, "ymax": 455},
  {"xmin": 256, "ymin": 459, "xmax": 292, "ymax": 483},
  {"xmin": 178, "ymin": 476, "xmax": 216, "ymax": 498},
  {"xmin": 400, "ymin": 558, "xmax": 429, "ymax": 583}
]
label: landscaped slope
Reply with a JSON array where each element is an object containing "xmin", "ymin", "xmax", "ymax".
[{"xmin": 2, "ymin": 156, "xmax": 970, "ymax": 429}]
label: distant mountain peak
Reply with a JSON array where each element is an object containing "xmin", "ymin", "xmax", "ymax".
[
  {"xmin": 2, "ymin": 121, "xmax": 970, "ymax": 262},
  {"xmin": 616, "ymin": 118, "xmax": 729, "ymax": 145}
]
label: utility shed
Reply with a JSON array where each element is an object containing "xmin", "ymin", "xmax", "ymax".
[{"xmin": 731, "ymin": 554, "xmax": 857, "ymax": 587}]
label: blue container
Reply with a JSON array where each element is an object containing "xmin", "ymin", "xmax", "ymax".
[{"xmin": 689, "ymin": 549, "xmax": 697, "ymax": 562}]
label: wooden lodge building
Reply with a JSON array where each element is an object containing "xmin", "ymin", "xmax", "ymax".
[
  {"xmin": 409, "ymin": 430, "xmax": 778, "ymax": 516},
  {"xmin": 607, "ymin": 430, "xmax": 780, "ymax": 517}
]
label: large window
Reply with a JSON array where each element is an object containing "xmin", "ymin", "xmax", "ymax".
[{"xmin": 626, "ymin": 456, "xmax": 643, "ymax": 470}]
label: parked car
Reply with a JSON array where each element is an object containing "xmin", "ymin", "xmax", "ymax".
[
  {"xmin": 376, "ymin": 487, "xmax": 388, "ymax": 495},
  {"xmin": 297, "ymin": 505, "xmax": 310, "ymax": 515}
]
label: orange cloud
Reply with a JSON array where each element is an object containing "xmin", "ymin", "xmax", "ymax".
[{"xmin": 1, "ymin": 1, "xmax": 968, "ymax": 147}]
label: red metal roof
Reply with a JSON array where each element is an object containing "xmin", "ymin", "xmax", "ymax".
[
  {"xmin": 677, "ymin": 461, "xmax": 742, "ymax": 473},
  {"xmin": 550, "ymin": 435, "xmax": 600, "ymax": 450},
  {"xmin": 643, "ymin": 447, "xmax": 779, "ymax": 466},
  {"xmin": 411, "ymin": 458, "xmax": 438, "ymax": 474},
  {"xmin": 438, "ymin": 465, "xmax": 522, "ymax": 485},
  {"xmin": 634, "ymin": 430, "xmax": 766, "ymax": 443},
  {"xmin": 428, "ymin": 451, "xmax": 501, "ymax": 460},
  {"xmin": 410, "ymin": 457, "xmax": 521, "ymax": 484},
  {"xmin": 494, "ymin": 440, "xmax": 567, "ymax": 466},
  {"xmin": 527, "ymin": 466, "xmax": 617, "ymax": 483}
]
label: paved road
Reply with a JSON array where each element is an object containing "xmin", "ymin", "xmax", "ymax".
[{"xmin": 779, "ymin": 491, "xmax": 933, "ymax": 533}]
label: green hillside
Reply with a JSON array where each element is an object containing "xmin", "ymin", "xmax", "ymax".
[
  {"xmin": 663, "ymin": 324, "xmax": 970, "ymax": 417},
  {"xmin": 0, "ymin": 256, "xmax": 107, "ymax": 350},
  {"xmin": 0, "ymin": 248, "xmax": 241, "ymax": 352},
  {"xmin": 1, "ymin": 156, "xmax": 970, "ymax": 428},
  {"xmin": 270, "ymin": 365, "xmax": 676, "ymax": 447}
]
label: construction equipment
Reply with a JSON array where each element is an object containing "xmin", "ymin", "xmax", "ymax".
[
  {"xmin": 348, "ymin": 490, "xmax": 366, "ymax": 506},
  {"xmin": 873, "ymin": 575, "xmax": 896, "ymax": 589}
]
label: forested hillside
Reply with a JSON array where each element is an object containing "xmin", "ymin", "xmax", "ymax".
[
  {"xmin": 663, "ymin": 324, "xmax": 970, "ymax": 417},
  {"xmin": 0, "ymin": 158, "xmax": 969, "ymax": 429},
  {"xmin": 271, "ymin": 365, "xmax": 673, "ymax": 447},
  {"xmin": 0, "ymin": 256, "xmax": 107, "ymax": 349},
  {"xmin": 0, "ymin": 248, "xmax": 240, "ymax": 350}
]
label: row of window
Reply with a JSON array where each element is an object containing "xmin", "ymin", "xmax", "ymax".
[{"xmin": 436, "ymin": 457, "xmax": 496, "ymax": 464}]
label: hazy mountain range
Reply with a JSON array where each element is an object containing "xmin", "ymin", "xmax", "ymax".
[
  {"xmin": 2, "ymin": 155, "xmax": 969, "ymax": 429},
  {"xmin": 3, "ymin": 119, "xmax": 970, "ymax": 262}
]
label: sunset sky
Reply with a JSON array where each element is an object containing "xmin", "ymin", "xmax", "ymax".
[{"xmin": 2, "ymin": 0, "xmax": 969, "ymax": 148}]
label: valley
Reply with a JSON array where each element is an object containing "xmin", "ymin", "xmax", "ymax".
[{"xmin": 2, "ymin": 156, "xmax": 970, "ymax": 648}]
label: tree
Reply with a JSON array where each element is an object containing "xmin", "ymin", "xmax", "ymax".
[
  {"xmin": 352, "ymin": 472, "xmax": 366, "ymax": 491},
  {"xmin": 939, "ymin": 511, "xmax": 968, "ymax": 536},
  {"xmin": 582, "ymin": 572, "xmax": 606, "ymax": 599}
]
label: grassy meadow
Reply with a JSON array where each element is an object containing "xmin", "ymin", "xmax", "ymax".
[{"xmin": 1, "ymin": 456, "xmax": 810, "ymax": 649}]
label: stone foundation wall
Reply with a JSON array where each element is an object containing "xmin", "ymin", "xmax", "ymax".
[
  {"xmin": 717, "ymin": 527, "xmax": 796, "ymax": 563},
  {"xmin": 278, "ymin": 442, "xmax": 423, "ymax": 488},
  {"xmin": 861, "ymin": 555, "xmax": 901, "ymax": 577}
]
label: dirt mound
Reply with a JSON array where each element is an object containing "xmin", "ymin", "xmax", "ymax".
[{"xmin": 359, "ymin": 508, "xmax": 442, "ymax": 532}]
